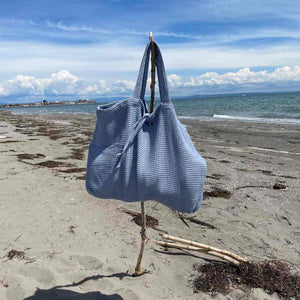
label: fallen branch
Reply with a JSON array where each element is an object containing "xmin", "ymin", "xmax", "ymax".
[
  {"xmin": 161, "ymin": 234, "xmax": 246, "ymax": 262},
  {"xmin": 156, "ymin": 241, "xmax": 240, "ymax": 266}
]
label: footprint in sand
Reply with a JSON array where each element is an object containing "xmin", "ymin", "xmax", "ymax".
[
  {"xmin": 53, "ymin": 256, "xmax": 75, "ymax": 273},
  {"xmin": 70, "ymin": 254, "xmax": 103, "ymax": 271},
  {"xmin": 19, "ymin": 266, "xmax": 54, "ymax": 285}
]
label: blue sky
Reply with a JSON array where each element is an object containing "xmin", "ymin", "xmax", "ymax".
[{"xmin": 0, "ymin": 0, "xmax": 300, "ymax": 102}]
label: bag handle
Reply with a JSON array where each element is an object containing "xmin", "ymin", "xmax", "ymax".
[{"xmin": 133, "ymin": 42, "xmax": 170, "ymax": 104}]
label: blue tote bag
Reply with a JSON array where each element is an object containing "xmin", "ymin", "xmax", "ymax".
[{"xmin": 86, "ymin": 42, "xmax": 207, "ymax": 213}]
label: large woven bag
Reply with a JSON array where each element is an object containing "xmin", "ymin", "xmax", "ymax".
[{"xmin": 86, "ymin": 42, "xmax": 207, "ymax": 213}]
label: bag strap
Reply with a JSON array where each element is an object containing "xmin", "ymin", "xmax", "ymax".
[{"xmin": 133, "ymin": 42, "xmax": 170, "ymax": 104}]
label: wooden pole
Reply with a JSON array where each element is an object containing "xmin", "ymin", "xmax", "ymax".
[
  {"xmin": 134, "ymin": 200, "xmax": 147, "ymax": 275},
  {"xmin": 134, "ymin": 32, "xmax": 156, "ymax": 276}
]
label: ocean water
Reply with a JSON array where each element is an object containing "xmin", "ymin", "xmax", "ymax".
[{"xmin": 1, "ymin": 92, "xmax": 300, "ymax": 125}]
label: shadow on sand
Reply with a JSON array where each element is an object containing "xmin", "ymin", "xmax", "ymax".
[
  {"xmin": 23, "ymin": 289, "xmax": 123, "ymax": 300},
  {"xmin": 23, "ymin": 272, "xmax": 133, "ymax": 300}
]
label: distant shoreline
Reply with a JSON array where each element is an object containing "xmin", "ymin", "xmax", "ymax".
[
  {"xmin": 1, "ymin": 92, "xmax": 299, "ymax": 125},
  {"xmin": 0, "ymin": 99, "xmax": 97, "ymax": 109},
  {"xmin": 1, "ymin": 89, "xmax": 300, "ymax": 106}
]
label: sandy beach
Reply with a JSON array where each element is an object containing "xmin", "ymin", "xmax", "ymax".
[{"xmin": 0, "ymin": 110, "xmax": 299, "ymax": 300}]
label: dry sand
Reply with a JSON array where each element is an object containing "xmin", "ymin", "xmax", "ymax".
[{"xmin": 0, "ymin": 110, "xmax": 299, "ymax": 300}]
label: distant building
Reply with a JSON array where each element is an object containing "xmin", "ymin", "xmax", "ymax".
[
  {"xmin": 0, "ymin": 98, "xmax": 97, "ymax": 109},
  {"xmin": 77, "ymin": 98, "xmax": 89, "ymax": 104}
]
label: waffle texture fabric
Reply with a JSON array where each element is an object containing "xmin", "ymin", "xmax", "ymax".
[{"xmin": 86, "ymin": 42, "xmax": 207, "ymax": 213}]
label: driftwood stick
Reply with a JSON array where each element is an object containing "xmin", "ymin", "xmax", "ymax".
[
  {"xmin": 134, "ymin": 200, "xmax": 147, "ymax": 276},
  {"xmin": 134, "ymin": 32, "xmax": 156, "ymax": 276},
  {"xmin": 206, "ymin": 250, "xmax": 240, "ymax": 266},
  {"xmin": 162, "ymin": 234, "xmax": 246, "ymax": 262},
  {"xmin": 157, "ymin": 241, "xmax": 207, "ymax": 252},
  {"xmin": 149, "ymin": 32, "xmax": 156, "ymax": 113},
  {"xmin": 156, "ymin": 241, "xmax": 240, "ymax": 266}
]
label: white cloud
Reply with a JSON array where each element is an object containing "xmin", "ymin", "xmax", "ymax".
[
  {"xmin": 45, "ymin": 21, "xmax": 194, "ymax": 40},
  {"xmin": 0, "ymin": 75, "xmax": 44, "ymax": 97},
  {"xmin": 0, "ymin": 71, "xmax": 84, "ymax": 97},
  {"xmin": 44, "ymin": 20, "xmax": 300, "ymax": 43},
  {"xmin": 167, "ymin": 74, "xmax": 182, "ymax": 88},
  {"xmin": 1, "ymin": 66, "xmax": 300, "ymax": 101},
  {"xmin": 82, "ymin": 81, "xmax": 110, "ymax": 95},
  {"xmin": 45, "ymin": 70, "xmax": 85, "ymax": 95},
  {"xmin": 1, "ymin": 41, "xmax": 300, "ymax": 80},
  {"xmin": 81, "ymin": 79, "xmax": 135, "ymax": 95},
  {"xmin": 184, "ymin": 66, "xmax": 300, "ymax": 87},
  {"xmin": 110, "ymin": 80, "xmax": 136, "ymax": 92},
  {"xmin": 46, "ymin": 21, "xmax": 112, "ymax": 35},
  {"xmin": 162, "ymin": 45, "xmax": 300, "ymax": 70},
  {"xmin": 269, "ymin": 66, "xmax": 300, "ymax": 82},
  {"xmin": 0, "ymin": 70, "xmax": 135, "ymax": 99}
]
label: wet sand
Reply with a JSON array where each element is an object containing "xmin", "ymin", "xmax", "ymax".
[{"xmin": 0, "ymin": 110, "xmax": 299, "ymax": 300}]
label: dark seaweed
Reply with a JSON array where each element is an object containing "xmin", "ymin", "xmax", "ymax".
[{"xmin": 192, "ymin": 260, "xmax": 300, "ymax": 299}]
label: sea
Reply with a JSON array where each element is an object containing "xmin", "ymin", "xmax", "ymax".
[{"xmin": 1, "ymin": 92, "xmax": 300, "ymax": 125}]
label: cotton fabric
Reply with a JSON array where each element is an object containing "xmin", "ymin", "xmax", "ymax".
[{"xmin": 86, "ymin": 42, "xmax": 207, "ymax": 213}]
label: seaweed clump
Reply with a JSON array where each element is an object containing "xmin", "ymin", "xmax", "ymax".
[
  {"xmin": 203, "ymin": 187, "xmax": 232, "ymax": 199},
  {"xmin": 17, "ymin": 153, "xmax": 45, "ymax": 160},
  {"xmin": 7, "ymin": 250, "xmax": 25, "ymax": 260},
  {"xmin": 69, "ymin": 148, "xmax": 85, "ymax": 160},
  {"xmin": 192, "ymin": 260, "xmax": 300, "ymax": 299},
  {"xmin": 76, "ymin": 175, "xmax": 86, "ymax": 180},
  {"xmin": 119, "ymin": 208, "xmax": 167, "ymax": 233},
  {"xmin": 35, "ymin": 160, "xmax": 73, "ymax": 168}
]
